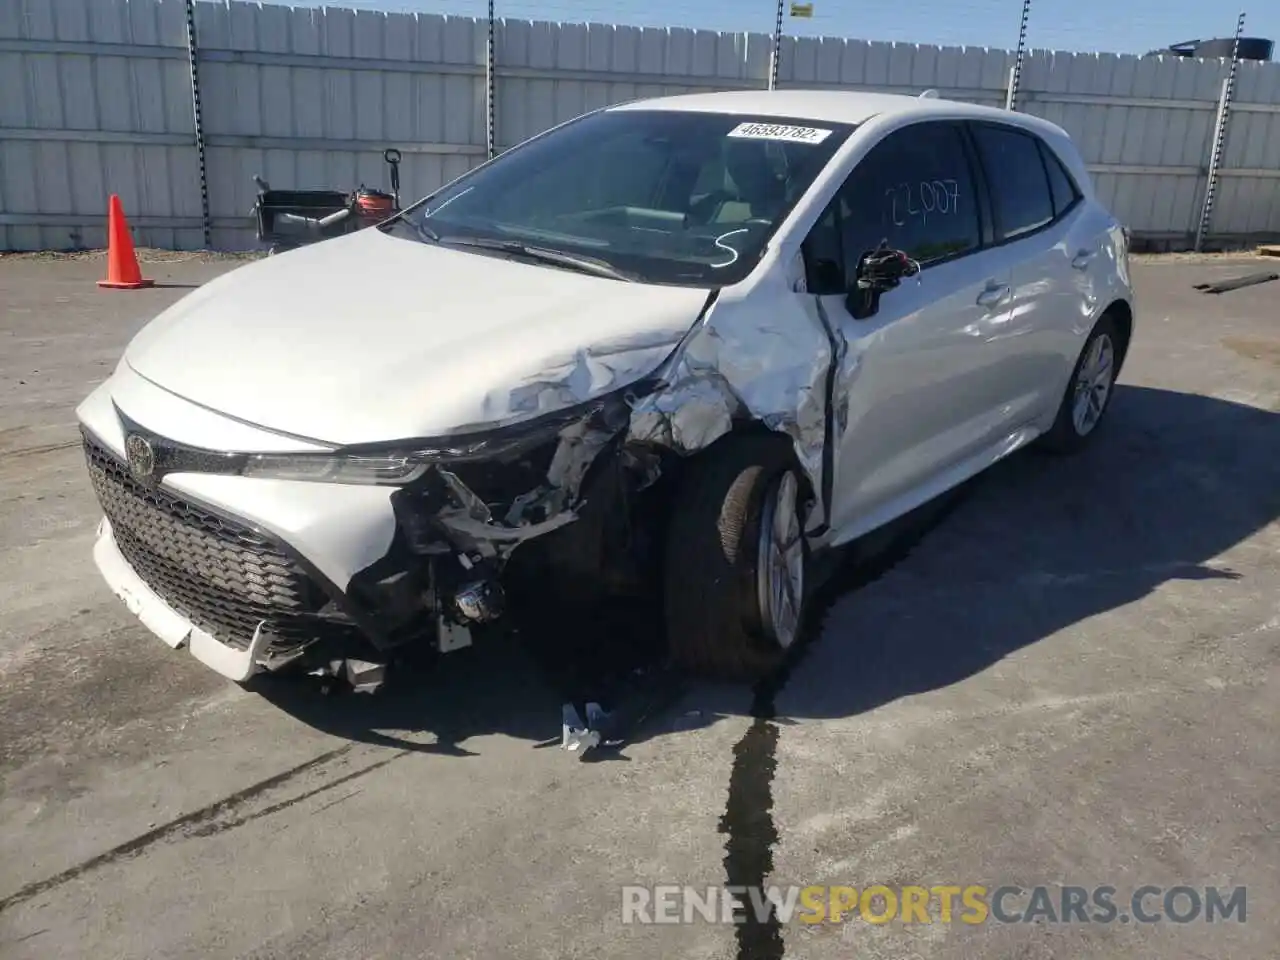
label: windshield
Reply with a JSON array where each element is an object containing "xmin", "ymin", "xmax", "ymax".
[{"xmin": 394, "ymin": 109, "xmax": 853, "ymax": 286}]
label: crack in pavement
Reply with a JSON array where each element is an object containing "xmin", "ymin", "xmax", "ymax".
[
  {"xmin": 0, "ymin": 743, "xmax": 377, "ymax": 914},
  {"xmin": 187, "ymin": 750, "xmax": 409, "ymax": 838},
  {"xmin": 0, "ymin": 439, "xmax": 80, "ymax": 461}
]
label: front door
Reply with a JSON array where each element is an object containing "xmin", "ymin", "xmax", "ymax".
[{"xmin": 802, "ymin": 121, "xmax": 1024, "ymax": 541}]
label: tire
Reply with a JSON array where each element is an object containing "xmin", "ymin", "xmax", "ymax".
[
  {"xmin": 663, "ymin": 434, "xmax": 807, "ymax": 682},
  {"xmin": 1040, "ymin": 314, "xmax": 1120, "ymax": 454}
]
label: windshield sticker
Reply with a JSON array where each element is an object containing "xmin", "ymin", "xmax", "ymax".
[{"xmin": 727, "ymin": 122, "xmax": 833, "ymax": 144}]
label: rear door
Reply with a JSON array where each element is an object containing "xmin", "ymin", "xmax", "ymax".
[
  {"xmin": 803, "ymin": 120, "xmax": 1025, "ymax": 540},
  {"xmin": 967, "ymin": 122, "xmax": 1094, "ymax": 423}
]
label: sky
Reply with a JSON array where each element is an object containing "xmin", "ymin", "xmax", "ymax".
[{"xmin": 254, "ymin": 0, "xmax": 1280, "ymax": 57}]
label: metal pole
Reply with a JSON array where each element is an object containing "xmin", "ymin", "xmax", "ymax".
[
  {"xmin": 183, "ymin": 0, "xmax": 211, "ymax": 248},
  {"xmin": 1006, "ymin": 0, "xmax": 1031, "ymax": 110},
  {"xmin": 485, "ymin": 0, "xmax": 496, "ymax": 159},
  {"xmin": 768, "ymin": 0, "xmax": 784, "ymax": 91},
  {"xmin": 1194, "ymin": 11, "xmax": 1245, "ymax": 252}
]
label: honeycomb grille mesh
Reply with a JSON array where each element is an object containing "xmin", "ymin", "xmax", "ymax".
[{"xmin": 83, "ymin": 432, "xmax": 335, "ymax": 652}]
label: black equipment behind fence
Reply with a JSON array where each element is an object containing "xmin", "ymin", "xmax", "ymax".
[{"xmin": 252, "ymin": 148, "xmax": 402, "ymax": 254}]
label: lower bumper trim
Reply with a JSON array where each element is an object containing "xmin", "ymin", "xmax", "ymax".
[{"xmin": 93, "ymin": 516, "xmax": 269, "ymax": 682}]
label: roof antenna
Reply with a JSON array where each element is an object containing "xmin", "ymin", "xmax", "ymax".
[{"xmin": 918, "ymin": 89, "xmax": 940, "ymax": 98}]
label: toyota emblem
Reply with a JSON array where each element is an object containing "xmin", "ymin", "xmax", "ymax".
[{"xmin": 125, "ymin": 433, "xmax": 156, "ymax": 480}]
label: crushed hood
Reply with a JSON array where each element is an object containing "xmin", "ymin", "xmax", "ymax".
[{"xmin": 124, "ymin": 228, "xmax": 710, "ymax": 445}]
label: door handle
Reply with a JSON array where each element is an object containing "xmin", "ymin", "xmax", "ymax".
[
  {"xmin": 1071, "ymin": 249, "xmax": 1095, "ymax": 270},
  {"xmin": 976, "ymin": 283, "xmax": 1009, "ymax": 308}
]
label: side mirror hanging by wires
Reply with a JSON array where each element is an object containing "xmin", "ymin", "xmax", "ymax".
[{"xmin": 846, "ymin": 240, "xmax": 921, "ymax": 320}]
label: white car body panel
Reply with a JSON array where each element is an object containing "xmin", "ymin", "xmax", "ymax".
[
  {"xmin": 124, "ymin": 228, "xmax": 709, "ymax": 444},
  {"xmin": 86, "ymin": 362, "xmax": 333, "ymax": 453},
  {"xmin": 816, "ymin": 248, "xmax": 1023, "ymax": 534},
  {"xmin": 76, "ymin": 89, "xmax": 1135, "ymax": 681},
  {"xmin": 77, "ymin": 379, "xmax": 399, "ymax": 594}
]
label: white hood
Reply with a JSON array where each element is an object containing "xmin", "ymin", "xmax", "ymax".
[{"xmin": 124, "ymin": 229, "xmax": 710, "ymax": 445}]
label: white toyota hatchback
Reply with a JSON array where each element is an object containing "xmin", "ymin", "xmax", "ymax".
[{"xmin": 79, "ymin": 90, "xmax": 1134, "ymax": 687}]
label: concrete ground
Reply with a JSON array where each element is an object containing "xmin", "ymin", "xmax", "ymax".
[{"xmin": 1, "ymin": 252, "xmax": 1277, "ymax": 959}]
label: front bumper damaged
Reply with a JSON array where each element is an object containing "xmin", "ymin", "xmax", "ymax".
[
  {"xmin": 79, "ymin": 385, "xmax": 667, "ymax": 686},
  {"xmin": 92, "ymin": 516, "xmax": 273, "ymax": 682},
  {"xmin": 81, "ymin": 278, "xmax": 844, "ymax": 688}
]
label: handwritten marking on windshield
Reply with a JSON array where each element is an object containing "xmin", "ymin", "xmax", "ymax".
[
  {"xmin": 711, "ymin": 229, "xmax": 749, "ymax": 268},
  {"xmin": 423, "ymin": 186, "xmax": 474, "ymax": 219}
]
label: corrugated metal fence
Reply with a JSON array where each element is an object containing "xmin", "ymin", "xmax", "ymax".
[{"xmin": 2, "ymin": 0, "xmax": 1278, "ymax": 251}]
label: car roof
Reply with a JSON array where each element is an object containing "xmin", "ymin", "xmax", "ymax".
[{"xmin": 608, "ymin": 88, "xmax": 1043, "ymax": 130}]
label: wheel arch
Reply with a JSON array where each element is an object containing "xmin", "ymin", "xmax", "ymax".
[
  {"xmin": 629, "ymin": 420, "xmax": 818, "ymax": 547},
  {"xmin": 1101, "ymin": 298, "xmax": 1133, "ymax": 375},
  {"xmin": 676, "ymin": 421, "xmax": 814, "ymax": 492}
]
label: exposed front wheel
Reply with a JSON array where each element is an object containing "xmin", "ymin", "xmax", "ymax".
[
  {"xmin": 756, "ymin": 469, "xmax": 805, "ymax": 651},
  {"xmin": 663, "ymin": 434, "xmax": 807, "ymax": 682}
]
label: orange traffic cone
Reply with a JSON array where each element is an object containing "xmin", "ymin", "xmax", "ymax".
[{"xmin": 98, "ymin": 194, "xmax": 153, "ymax": 290}]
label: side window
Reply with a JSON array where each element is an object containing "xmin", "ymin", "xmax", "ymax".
[
  {"xmin": 837, "ymin": 123, "xmax": 983, "ymax": 272},
  {"xmin": 970, "ymin": 124, "xmax": 1053, "ymax": 239},
  {"xmin": 1039, "ymin": 141, "xmax": 1081, "ymax": 217}
]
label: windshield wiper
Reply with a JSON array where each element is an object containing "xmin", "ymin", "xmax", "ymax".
[
  {"xmin": 412, "ymin": 217, "xmax": 440, "ymax": 242},
  {"xmin": 441, "ymin": 236, "xmax": 634, "ymax": 282}
]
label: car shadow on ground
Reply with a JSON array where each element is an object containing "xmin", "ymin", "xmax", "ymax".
[{"xmin": 252, "ymin": 385, "xmax": 1280, "ymax": 754}]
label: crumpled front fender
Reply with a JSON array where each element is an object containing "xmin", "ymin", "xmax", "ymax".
[{"xmin": 626, "ymin": 283, "xmax": 840, "ymax": 527}]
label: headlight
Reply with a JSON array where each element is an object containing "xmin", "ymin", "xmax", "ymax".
[
  {"xmin": 234, "ymin": 390, "xmax": 640, "ymax": 486},
  {"xmin": 240, "ymin": 453, "xmax": 430, "ymax": 485}
]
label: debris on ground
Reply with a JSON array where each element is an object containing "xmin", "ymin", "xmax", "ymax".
[
  {"xmin": 554, "ymin": 664, "xmax": 689, "ymax": 759},
  {"xmin": 561, "ymin": 702, "xmax": 612, "ymax": 754},
  {"xmin": 1193, "ymin": 271, "xmax": 1279, "ymax": 295}
]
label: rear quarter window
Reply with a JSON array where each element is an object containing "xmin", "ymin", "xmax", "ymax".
[{"xmin": 1039, "ymin": 141, "xmax": 1082, "ymax": 217}]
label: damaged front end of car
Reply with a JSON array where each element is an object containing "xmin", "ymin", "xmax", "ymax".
[
  {"xmin": 354, "ymin": 381, "xmax": 674, "ymax": 666},
  {"xmin": 330, "ymin": 280, "xmax": 843, "ymax": 693}
]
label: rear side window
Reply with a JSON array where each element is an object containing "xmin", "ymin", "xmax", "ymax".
[
  {"xmin": 1039, "ymin": 141, "xmax": 1081, "ymax": 217},
  {"xmin": 837, "ymin": 122, "xmax": 983, "ymax": 270},
  {"xmin": 971, "ymin": 124, "xmax": 1054, "ymax": 240}
]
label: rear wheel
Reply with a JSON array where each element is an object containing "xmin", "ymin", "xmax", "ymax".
[
  {"xmin": 1041, "ymin": 314, "xmax": 1120, "ymax": 453},
  {"xmin": 663, "ymin": 434, "xmax": 807, "ymax": 681}
]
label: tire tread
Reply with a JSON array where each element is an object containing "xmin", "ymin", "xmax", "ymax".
[{"xmin": 663, "ymin": 435, "xmax": 795, "ymax": 681}]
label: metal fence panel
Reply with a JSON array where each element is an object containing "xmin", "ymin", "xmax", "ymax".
[
  {"xmin": 0, "ymin": 0, "xmax": 199, "ymax": 250},
  {"xmin": 190, "ymin": 1, "xmax": 489, "ymax": 248},
  {"xmin": 1214, "ymin": 62, "xmax": 1280, "ymax": 236},
  {"xmin": 1, "ymin": 0, "xmax": 1279, "ymax": 251}
]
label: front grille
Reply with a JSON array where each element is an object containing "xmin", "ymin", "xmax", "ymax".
[{"xmin": 83, "ymin": 431, "xmax": 350, "ymax": 653}]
